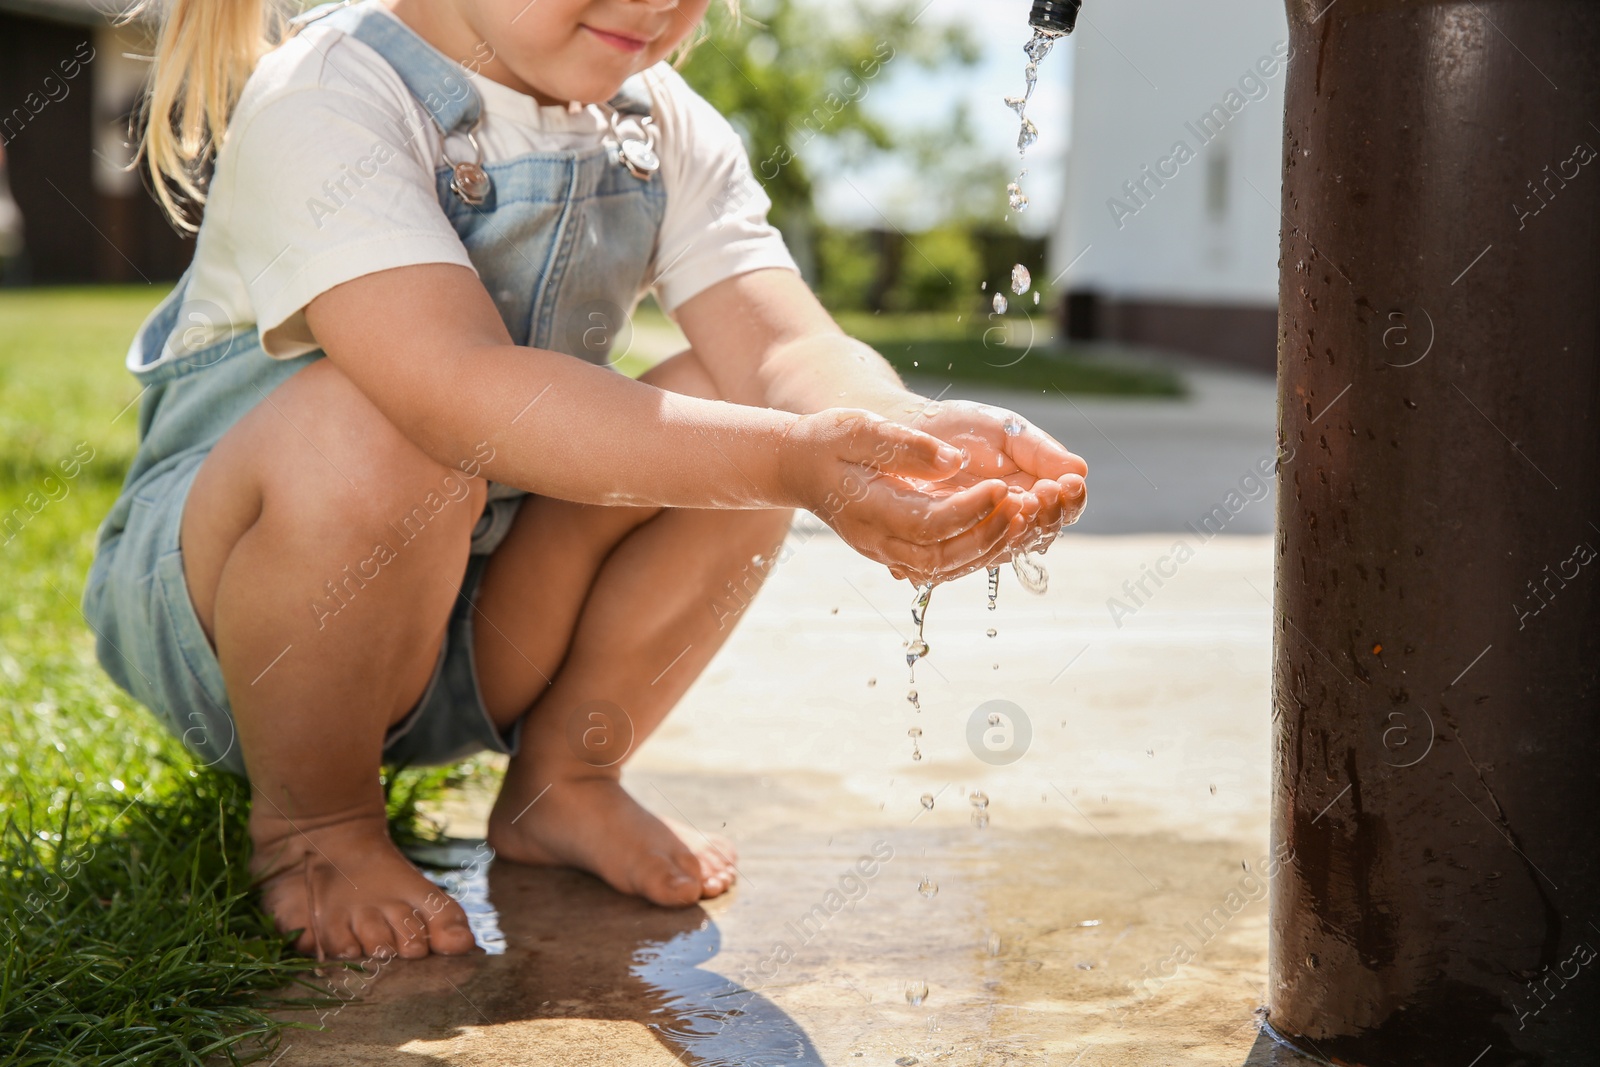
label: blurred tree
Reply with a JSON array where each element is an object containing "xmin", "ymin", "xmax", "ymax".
[
  {"xmin": 886, "ymin": 225, "xmax": 982, "ymax": 311},
  {"xmin": 894, "ymin": 101, "xmax": 1015, "ymax": 225},
  {"xmin": 677, "ymin": 0, "xmax": 982, "ymax": 278}
]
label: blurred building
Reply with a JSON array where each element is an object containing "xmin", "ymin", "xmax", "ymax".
[
  {"xmin": 1051, "ymin": 0, "xmax": 1288, "ymax": 371},
  {"xmin": 0, "ymin": 0, "xmax": 191, "ymax": 284}
]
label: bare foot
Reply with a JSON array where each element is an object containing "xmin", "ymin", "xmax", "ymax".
[
  {"xmin": 250, "ymin": 810, "xmax": 477, "ymax": 959},
  {"xmin": 486, "ymin": 774, "xmax": 737, "ymax": 906}
]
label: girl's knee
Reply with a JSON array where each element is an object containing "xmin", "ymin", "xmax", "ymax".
[{"xmin": 243, "ymin": 361, "xmax": 487, "ymax": 545}]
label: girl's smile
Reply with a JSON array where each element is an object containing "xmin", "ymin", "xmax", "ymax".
[{"xmin": 582, "ymin": 23, "xmax": 654, "ymax": 54}]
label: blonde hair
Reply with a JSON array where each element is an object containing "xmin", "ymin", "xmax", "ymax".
[{"xmin": 131, "ymin": 0, "xmax": 288, "ymax": 231}]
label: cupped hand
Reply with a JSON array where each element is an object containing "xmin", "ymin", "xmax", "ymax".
[
  {"xmin": 892, "ymin": 398, "xmax": 1087, "ymax": 580},
  {"xmin": 782, "ymin": 409, "xmax": 1029, "ymax": 586}
]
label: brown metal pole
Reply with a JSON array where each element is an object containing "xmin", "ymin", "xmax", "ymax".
[{"xmin": 1270, "ymin": 1, "xmax": 1600, "ymax": 1064}]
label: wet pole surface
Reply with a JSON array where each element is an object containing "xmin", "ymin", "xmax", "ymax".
[{"xmin": 1270, "ymin": 1, "xmax": 1600, "ymax": 1064}]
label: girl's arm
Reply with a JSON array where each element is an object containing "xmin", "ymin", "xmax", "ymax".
[
  {"xmin": 676, "ymin": 268, "xmax": 1090, "ymax": 567},
  {"xmin": 305, "ymin": 263, "xmax": 1021, "ymax": 580},
  {"xmin": 674, "ymin": 268, "xmax": 929, "ymax": 417}
]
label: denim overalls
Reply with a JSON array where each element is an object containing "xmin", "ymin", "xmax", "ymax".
[{"xmin": 83, "ymin": 3, "xmax": 667, "ymax": 777}]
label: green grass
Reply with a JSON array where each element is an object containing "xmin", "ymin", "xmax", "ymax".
[
  {"xmin": 0, "ymin": 285, "xmax": 309, "ymax": 1064},
  {"xmin": 0, "ymin": 286, "xmax": 488, "ymax": 1065},
  {"xmin": 834, "ymin": 310, "xmax": 1187, "ymax": 399}
]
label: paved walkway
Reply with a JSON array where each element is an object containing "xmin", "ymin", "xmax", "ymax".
[{"xmin": 275, "ymin": 363, "xmax": 1315, "ymax": 1067}]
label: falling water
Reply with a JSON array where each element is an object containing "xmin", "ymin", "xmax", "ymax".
[
  {"xmin": 970, "ymin": 790, "xmax": 991, "ymax": 830},
  {"xmin": 906, "ymin": 582, "xmax": 932, "ymax": 676},
  {"xmin": 999, "ymin": 30, "xmax": 1064, "ymax": 328},
  {"xmin": 986, "ymin": 565, "xmax": 1000, "ymax": 611},
  {"xmin": 1004, "ymin": 30, "xmax": 1061, "ymax": 218},
  {"xmin": 1012, "ymin": 550, "xmax": 1049, "ymax": 595}
]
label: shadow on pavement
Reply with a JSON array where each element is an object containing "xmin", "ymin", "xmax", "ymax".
[{"xmin": 274, "ymin": 857, "xmax": 823, "ymax": 1066}]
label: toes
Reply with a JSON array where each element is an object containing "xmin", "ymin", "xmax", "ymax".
[
  {"xmin": 696, "ymin": 847, "xmax": 737, "ymax": 897},
  {"xmin": 352, "ymin": 906, "xmax": 399, "ymax": 959},
  {"xmin": 424, "ymin": 896, "xmax": 478, "ymax": 955},
  {"xmin": 637, "ymin": 851, "xmax": 702, "ymax": 907},
  {"xmin": 320, "ymin": 917, "xmax": 364, "ymax": 961},
  {"xmin": 382, "ymin": 904, "xmax": 432, "ymax": 958}
]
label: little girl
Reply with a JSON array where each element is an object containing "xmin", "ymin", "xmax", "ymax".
[{"xmin": 85, "ymin": 0, "xmax": 1086, "ymax": 961}]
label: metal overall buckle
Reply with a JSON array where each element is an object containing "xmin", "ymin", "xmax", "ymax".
[
  {"xmin": 442, "ymin": 116, "xmax": 492, "ymax": 207},
  {"xmin": 607, "ymin": 108, "xmax": 660, "ymax": 181}
]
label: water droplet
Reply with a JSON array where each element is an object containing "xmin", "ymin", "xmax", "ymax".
[
  {"xmin": 830, "ymin": 607, "xmax": 839, "ymax": 615},
  {"xmin": 987, "ymin": 712, "xmax": 1002, "ymax": 726},
  {"xmin": 905, "ymin": 980, "xmax": 929, "ymax": 1006},
  {"xmin": 986, "ymin": 933, "xmax": 1002, "ymax": 956},
  {"xmin": 970, "ymin": 791, "xmax": 989, "ymax": 810},
  {"xmin": 986, "ymin": 628, "xmax": 997, "ymax": 638},
  {"xmin": 1147, "ymin": 748, "xmax": 1155, "ymax": 757},
  {"xmin": 867, "ymin": 678, "xmax": 876, "ymax": 688},
  {"xmin": 986, "ymin": 566, "xmax": 1000, "ymax": 611},
  {"xmin": 1004, "ymin": 94, "xmax": 1027, "ymax": 117},
  {"xmin": 1024, "ymin": 29, "xmax": 1058, "ymax": 66},
  {"xmin": 992, "ymin": 663, "xmax": 999, "ymax": 670},
  {"xmin": 1076, "ymin": 961, "xmax": 1094, "ymax": 971},
  {"xmin": 896, "ymin": 1058, "xmax": 921, "ymax": 1067},
  {"xmin": 1016, "ymin": 117, "xmax": 1038, "ymax": 155},
  {"xmin": 905, "ymin": 637, "xmax": 928, "ymax": 670},
  {"xmin": 912, "ymin": 749, "xmax": 923, "ymax": 761},
  {"xmin": 1034, "ymin": 292, "xmax": 1041, "ymax": 305},
  {"xmin": 1007, "ymin": 182, "xmax": 1029, "ymax": 212},
  {"xmin": 1209, "ymin": 784, "xmax": 1218, "ymax": 795},
  {"xmin": 980, "ymin": 280, "xmax": 988, "ymax": 290},
  {"xmin": 906, "ymin": 688, "xmax": 920, "ymax": 710},
  {"xmin": 972, "ymin": 812, "xmax": 990, "ymax": 829},
  {"xmin": 908, "ymin": 727, "xmax": 922, "ymax": 739},
  {"xmin": 1012, "ymin": 551, "xmax": 1049, "ymax": 594},
  {"xmin": 920, "ymin": 792, "xmax": 935, "ymax": 810},
  {"xmin": 992, "ymin": 292, "xmax": 1009, "ymax": 314},
  {"xmin": 1010, "ymin": 264, "xmax": 1031, "ymax": 295},
  {"xmin": 1002, "ymin": 415, "xmax": 1024, "ymax": 436},
  {"xmin": 918, "ymin": 877, "xmax": 939, "ymax": 899}
]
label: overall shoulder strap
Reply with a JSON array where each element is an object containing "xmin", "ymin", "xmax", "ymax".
[{"xmin": 297, "ymin": 2, "xmax": 482, "ymax": 132}]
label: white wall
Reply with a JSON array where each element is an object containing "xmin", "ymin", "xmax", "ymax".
[{"xmin": 1051, "ymin": 0, "xmax": 1289, "ymax": 305}]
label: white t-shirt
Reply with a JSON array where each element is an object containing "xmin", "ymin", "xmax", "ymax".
[{"xmin": 178, "ymin": 2, "xmax": 794, "ymax": 362}]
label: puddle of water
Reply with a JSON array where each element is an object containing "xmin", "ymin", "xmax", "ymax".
[{"xmin": 632, "ymin": 920, "xmax": 825, "ymax": 1067}]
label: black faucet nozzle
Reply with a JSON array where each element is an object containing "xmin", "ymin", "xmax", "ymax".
[{"xmin": 1029, "ymin": 0, "xmax": 1081, "ymax": 35}]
